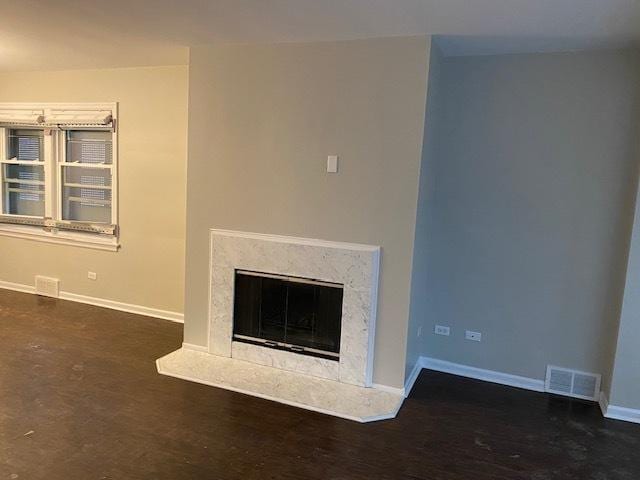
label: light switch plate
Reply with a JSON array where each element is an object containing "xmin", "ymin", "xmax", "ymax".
[{"xmin": 327, "ymin": 155, "xmax": 338, "ymax": 173}]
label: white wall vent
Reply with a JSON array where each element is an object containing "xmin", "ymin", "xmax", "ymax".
[
  {"xmin": 35, "ymin": 276, "xmax": 60, "ymax": 298},
  {"xmin": 545, "ymin": 365, "xmax": 601, "ymax": 401}
]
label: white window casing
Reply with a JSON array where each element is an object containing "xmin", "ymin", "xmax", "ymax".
[{"xmin": 0, "ymin": 103, "xmax": 119, "ymax": 251}]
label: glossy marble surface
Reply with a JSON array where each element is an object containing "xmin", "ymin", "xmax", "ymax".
[
  {"xmin": 157, "ymin": 347, "xmax": 403, "ymax": 422},
  {"xmin": 208, "ymin": 230, "xmax": 380, "ymax": 386},
  {"xmin": 231, "ymin": 341, "xmax": 340, "ymax": 381}
]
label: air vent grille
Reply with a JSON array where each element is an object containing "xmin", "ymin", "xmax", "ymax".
[
  {"xmin": 545, "ymin": 365, "xmax": 600, "ymax": 401},
  {"xmin": 35, "ymin": 276, "xmax": 60, "ymax": 298},
  {"xmin": 573, "ymin": 374, "xmax": 598, "ymax": 398},
  {"xmin": 548, "ymin": 369, "xmax": 572, "ymax": 394}
]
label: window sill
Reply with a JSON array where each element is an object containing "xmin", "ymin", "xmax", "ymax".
[{"xmin": 0, "ymin": 224, "xmax": 119, "ymax": 251}]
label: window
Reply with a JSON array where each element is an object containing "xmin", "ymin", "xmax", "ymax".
[
  {"xmin": 0, "ymin": 103, "xmax": 118, "ymax": 250},
  {"xmin": 62, "ymin": 130, "xmax": 113, "ymax": 224},
  {"xmin": 4, "ymin": 129, "xmax": 45, "ymax": 216}
]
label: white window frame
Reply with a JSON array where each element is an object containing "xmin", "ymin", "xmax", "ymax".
[{"xmin": 0, "ymin": 103, "xmax": 119, "ymax": 251}]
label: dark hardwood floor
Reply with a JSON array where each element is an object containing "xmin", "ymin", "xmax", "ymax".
[{"xmin": 1, "ymin": 289, "xmax": 639, "ymax": 480}]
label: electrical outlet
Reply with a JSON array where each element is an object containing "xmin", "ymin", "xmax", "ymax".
[
  {"xmin": 417, "ymin": 326, "xmax": 423, "ymax": 337},
  {"xmin": 88, "ymin": 271, "xmax": 97, "ymax": 281},
  {"xmin": 465, "ymin": 330, "xmax": 482, "ymax": 342},
  {"xmin": 434, "ymin": 325, "xmax": 450, "ymax": 336}
]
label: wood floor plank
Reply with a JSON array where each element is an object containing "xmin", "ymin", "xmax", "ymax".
[{"xmin": 0, "ymin": 289, "xmax": 639, "ymax": 479}]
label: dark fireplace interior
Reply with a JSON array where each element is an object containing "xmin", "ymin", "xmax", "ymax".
[{"xmin": 233, "ymin": 270, "xmax": 343, "ymax": 360}]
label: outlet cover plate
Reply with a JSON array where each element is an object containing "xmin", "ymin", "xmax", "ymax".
[
  {"xmin": 434, "ymin": 325, "xmax": 450, "ymax": 336},
  {"xmin": 465, "ymin": 330, "xmax": 482, "ymax": 342}
]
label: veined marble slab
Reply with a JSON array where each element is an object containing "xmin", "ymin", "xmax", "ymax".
[
  {"xmin": 208, "ymin": 229, "xmax": 381, "ymax": 387},
  {"xmin": 231, "ymin": 341, "xmax": 340, "ymax": 381},
  {"xmin": 157, "ymin": 347, "xmax": 404, "ymax": 423}
]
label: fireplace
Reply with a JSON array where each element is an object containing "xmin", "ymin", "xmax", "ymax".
[
  {"xmin": 157, "ymin": 231, "xmax": 402, "ymax": 423},
  {"xmin": 233, "ymin": 270, "xmax": 344, "ymax": 360},
  {"xmin": 158, "ymin": 230, "xmax": 396, "ymax": 422},
  {"xmin": 201, "ymin": 230, "xmax": 379, "ymax": 386}
]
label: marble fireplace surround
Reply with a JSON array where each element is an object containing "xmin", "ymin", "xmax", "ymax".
[
  {"xmin": 157, "ymin": 230, "xmax": 406, "ymax": 422},
  {"xmin": 209, "ymin": 229, "xmax": 380, "ymax": 387}
]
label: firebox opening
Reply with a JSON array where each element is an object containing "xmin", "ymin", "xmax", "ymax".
[{"xmin": 232, "ymin": 270, "xmax": 343, "ymax": 361}]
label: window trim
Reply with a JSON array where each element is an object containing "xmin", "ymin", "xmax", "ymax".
[
  {"xmin": 0, "ymin": 102, "xmax": 119, "ymax": 251},
  {"xmin": 0, "ymin": 222, "xmax": 119, "ymax": 251}
]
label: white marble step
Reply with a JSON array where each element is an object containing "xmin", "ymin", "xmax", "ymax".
[{"xmin": 156, "ymin": 348, "xmax": 404, "ymax": 423}]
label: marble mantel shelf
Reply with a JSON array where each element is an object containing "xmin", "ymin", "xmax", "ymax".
[{"xmin": 157, "ymin": 347, "xmax": 404, "ymax": 423}]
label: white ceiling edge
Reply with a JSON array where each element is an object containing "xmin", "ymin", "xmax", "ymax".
[
  {"xmin": 0, "ymin": 0, "xmax": 640, "ymax": 71},
  {"xmin": 0, "ymin": 46, "xmax": 189, "ymax": 74},
  {"xmin": 2, "ymin": 36, "xmax": 639, "ymax": 74},
  {"xmin": 437, "ymin": 35, "xmax": 640, "ymax": 58},
  {"xmin": 0, "ymin": 0, "xmax": 639, "ymax": 72}
]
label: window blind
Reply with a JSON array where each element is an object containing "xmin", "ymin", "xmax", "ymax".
[
  {"xmin": 0, "ymin": 109, "xmax": 45, "ymax": 126},
  {"xmin": 62, "ymin": 130, "xmax": 113, "ymax": 224},
  {"xmin": 46, "ymin": 109, "xmax": 113, "ymax": 127}
]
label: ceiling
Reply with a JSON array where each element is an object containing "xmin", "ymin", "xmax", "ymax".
[{"xmin": 1, "ymin": 0, "xmax": 639, "ymax": 72}]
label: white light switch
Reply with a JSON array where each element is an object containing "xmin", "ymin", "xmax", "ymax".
[{"xmin": 327, "ymin": 155, "xmax": 339, "ymax": 173}]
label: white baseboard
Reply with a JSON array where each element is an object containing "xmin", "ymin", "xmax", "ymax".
[
  {"xmin": 421, "ymin": 357, "xmax": 546, "ymax": 392},
  {"xmin": 0, "ymin": 280, "xmax": 36, "ymax": 294},
  {"xmin": 182, "ymin": 342, "xmax": 208, "ymax": 352},
  {"xmin": 377, "ymin": 356, "xmax": 545, "ymax": 400},
  {"xmin": 599, "ymin": 391, "xmax": 610, "ymax": 417},
  {"xmin": 402, "ymin": 359, "xmax": 424, "ymax": 397},
  {"xmin": 6, "ymin": 280, "xmax": 639, "ymax": 425},
  {"xmin": 0, "ymin": 279, "xmax": 184, "ymax": 323},
  {"xmin": 60, "ymin": 291, "xmax": 184, "ymax": 323},
  {"xmin": 371, "ymin": 382, "xmax": 406, "ymax": 396},
  {"xmin": 372, "ymin": 357, "xmax": 545, "ymax": 401},
  {"xmin": 599, "ymin": 391, "xmax": 640, "ymax": 424},
  {"xmin": 417, "ymin": 358, "xmax": 640, "ymax": 426},
  {"xmin": 605, "ymin": 405, "xmax": 640, "ymax": 424}
]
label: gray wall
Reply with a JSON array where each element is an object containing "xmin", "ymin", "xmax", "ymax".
[
  {"xmin": 406, "ymin": 41, "xmax": 445, "ymax": 380},
  {"xmin": 609, "ymin": 156, "xmax": 640, "ymax": 409},
  {"xmin": 418, "ymin": 49, "xmax": 640, "ymax": 386},
  {"xmin": 184, "ymin": 37, "xmax": 431, "ymax": 388}
]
